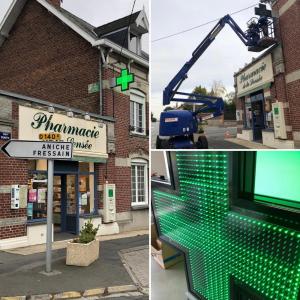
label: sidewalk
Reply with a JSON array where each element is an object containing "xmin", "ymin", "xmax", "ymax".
[
  {"xmin": 0, "ymin": 234, "xmax": 149, "ymax": 299},
  {"xmin": 225, "ymin": 138, "xmax": 272, "ymax": 149}
]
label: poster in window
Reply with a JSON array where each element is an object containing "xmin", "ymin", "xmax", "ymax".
[
  {"xmin": 80, "ymin": 193, "xmax": 88, "ymax": 206},
  {"xmin": 27, "ymin": 203, "xmax": 33, "ymax": 218},
  {"xmin": 38, "ymin": 188, "xmax": 47, "ymax": 203},
  {"xmin": 79, "ymin": 176, "xmax": 87, "ymax": 192},
  {"xmin": 28, "ymin": 189, "xmax": 37, "ymax": 202}
]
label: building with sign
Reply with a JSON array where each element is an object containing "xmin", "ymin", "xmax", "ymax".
[
  {"xmin": 0, "ymin": 0, "xmax": 149, "ymax": 249},
  {"xmin": 234, "ymin": 0, "xmax": 300, "ymax": 148}
]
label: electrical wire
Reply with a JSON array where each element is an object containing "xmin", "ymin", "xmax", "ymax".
[
  {"xmin": 110, "ymin": 0, "xmax": 137, "ymax": 119},
  {"xmin": 120, "ymin": 0, "xmax": 137, "ymax": 57},
  {"xmin": 152, "ymin": 3, "xmax": 258, "ymax": 43}
]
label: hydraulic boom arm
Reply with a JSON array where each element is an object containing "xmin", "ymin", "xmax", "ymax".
[{"xmin": 163, "ymin": 13, "xmax": 275, "ymax": 106}]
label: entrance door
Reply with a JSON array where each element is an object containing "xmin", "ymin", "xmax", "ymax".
[
  {"xmin": 66, "ymin": 174, "xmax": 78, "ymax": 234},
  {"xmin": 53, "ymin": 174, "xmax": 78, "ymax": 234},
  {"xmin": 251, "ymin": 93, "xmax": 265, "ymax": 141}
]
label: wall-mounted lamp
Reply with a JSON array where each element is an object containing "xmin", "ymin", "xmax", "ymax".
[
  {"xmin": 67, "ymin": 109, "xmax": 74, "ymax": 118},
  {"xmin": 48, "ymin": 105, "xmax": 55, "ymax": 113},
  {"xmin": 84, "ymin": 113, "xmax": 91, "ymax": 121}
]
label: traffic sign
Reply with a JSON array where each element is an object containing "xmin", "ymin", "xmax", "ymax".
[{"xmin": 1, "ymin": 140, "xmax": 73, "ymax": 160}]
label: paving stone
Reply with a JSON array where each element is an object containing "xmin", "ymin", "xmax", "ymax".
[
  {"xmin": 53, "ymin": 291, "xmax": 82, "ymax": 299},
  {"xmin": 1, "ymin": 297, "xmax": 26, "ymax": 300},
  {"xmin": 29, "ymin": 295, "xmax": 52, "ymax": 300},
  {"xmin": 107, "ymin": 285, "xmax": 137, "ymax": 294},
  {"xmin": 82, "ymin": 288, "xmax": 105, "ymax": 297}
]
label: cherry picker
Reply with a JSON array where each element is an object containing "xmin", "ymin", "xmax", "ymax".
[{"xmin": 156, "ymin": 4, "xmax": 276, "ymax": 149}]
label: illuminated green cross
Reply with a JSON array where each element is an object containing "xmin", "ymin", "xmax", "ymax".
[
  {"xmin": 116, "ymin": 69, "xmax": 134, "ymax": 91},
  {"xmin": 153, "ymin": 152, "xmax": 300, "ymax": 300}
]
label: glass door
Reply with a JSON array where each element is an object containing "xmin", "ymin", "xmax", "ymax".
[
  {"xmin": 66, "ymin": 174, "xmax": 78, "ymax": 234},
  {"xmin": 251, "ymin": 93, "xmax": 265, "ymax": 141},
  {"xmin": 53, "ymin": 176, "xmax": 62, "ymax": 233}
]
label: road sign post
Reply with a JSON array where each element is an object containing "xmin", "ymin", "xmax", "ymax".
[
  {"xmin": 46, "ymin": 159, "xmax": 54, "ymax": 273},
  {"xmin": 1, "ymin": 140, "xmax": 73, "ymax": 274}
]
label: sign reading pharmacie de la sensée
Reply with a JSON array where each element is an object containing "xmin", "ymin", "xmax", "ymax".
[
  {"xmin": 237, "ymin": 54, "xmax": 274, "ymax": 97},
  {"xmin": 19, "ymin": 106, "xmax": 107, "ymax": 159}
]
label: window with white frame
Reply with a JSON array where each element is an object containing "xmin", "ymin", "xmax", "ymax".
[
  {"xmin": 129, "ymin": 33, "xmax": 141, "ymax": 55},
  {"xmin": 131, "ymin": 158, "xmax": 148, "ymax": 206},
  {"xmin": 130, "ymin": 89, "xmax": 146, "ymax": 135}
]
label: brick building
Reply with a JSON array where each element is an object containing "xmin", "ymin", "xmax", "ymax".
[
  {"xmin": 0, "ymin": 0, "xmax": 149, "ymax": 249},
  {"xmin": 235, "ymin": 0, "xmax": 300, "ymax": 148}
]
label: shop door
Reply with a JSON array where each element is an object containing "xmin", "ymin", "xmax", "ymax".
[
  {"xmin": 251, "ymin": 93, "xmax": 265, "ymax": 141},
  {"xmin": 53, "ymin": 174, "xmax": 78, "ymax": 234},
  {"xmin": 65, "ymin": 174, "xmax": 78, "ymax": 234}
]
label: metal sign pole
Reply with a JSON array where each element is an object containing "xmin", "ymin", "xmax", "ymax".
[{"xmin": 46, "ymin": 159, "xmax": 54, "ymax": 273}]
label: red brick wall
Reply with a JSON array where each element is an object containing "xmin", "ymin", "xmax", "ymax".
[
  {"xmin": 0, "ymin": 103, "xmax": 27, "ymax": 239},
  {"xmin": 0, "ymin": 0, "xmax": 100, "ymax": 113},
  {"xmin": 273, "ymin": 0, "xmax": 300, "ymax": 74},
  {"xmin": 0, "ymin": 225, "xmax": 27, "ymax": 239},
  {"xmin": 47, "ymin": 0, "xmax": 61, "ymax": 8},
  {"xmin": 0, "ymin": 0, "xmax": 149, "ymax": 228},
  {"xmin": 272, "ymin": 0, "xmax": 300, "ymax": 138}
]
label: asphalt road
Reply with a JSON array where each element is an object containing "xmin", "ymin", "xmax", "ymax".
[
  {"xmin": 0, "ymin": 235, "xmax": 148, "ymax": 297},
  {"xmin": 151, "ymin": 122, "xmax": 248, "ymax": 149}
]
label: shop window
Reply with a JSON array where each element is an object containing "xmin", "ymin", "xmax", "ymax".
[
  {"xmin": 243, "ymin": 97, "xmax": 252, "ymax": 129},
  {"xmin": 131, "ymin": 158, "xmax": 148, "ymax": 206},
  {"xmin": 130, "ymin": 89, "xmax": 146, "ymax": 135},
  {"xmin": 129, "ymin": 33, "xmax": 141, "ymax": 55},
  {"xmin": 79, "ymin": 162, "xmax": 95, "ymax": 215},
  {"xmin": 254, "ymin": 152, "xmax": 300, "ymax": 210},
  {"xmin": 151, "ymin": 151, "xmax": 171, "ymax": 185},
  {"xmin": 233, "ymin": 152, "xmax": 300, "ymax": 229},
  {"xmin": 27, "ymin": 161, "xmax": 96, "ymax": 222},
  {"xmin": 27, "ymin": 172, "xmax": 48, "ymax": 221}
]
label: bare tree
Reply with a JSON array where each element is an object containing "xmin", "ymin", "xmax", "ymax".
[{"xmin": 209, "ymin": 80, "xmax": 227, "ymax": 98}]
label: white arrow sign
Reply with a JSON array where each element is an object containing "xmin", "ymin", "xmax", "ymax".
[{"xmin": 1, "ymin": 140, "xmax": 73, "ymax": 160}]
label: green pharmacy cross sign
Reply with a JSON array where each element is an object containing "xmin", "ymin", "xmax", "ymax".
[
  {"xmin": 116, "ymin": 69, "xmax": 135, "ymax": 91},
  {"xmin": 153, "ymin": 152, "xmax": 300, "ymax": 300}
]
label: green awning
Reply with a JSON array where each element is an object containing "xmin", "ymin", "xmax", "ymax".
[
  {"xmin": 72, "ymin": 155, "xmax": 108, "ymax": 163},
  {"xmin": 237, "ymin": 82, "xmax": 272, "ymax": 98}
]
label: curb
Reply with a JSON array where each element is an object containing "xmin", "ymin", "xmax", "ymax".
[{"xmin": 0, "ymin": 284, "xmax": 147, "ymax": 300}]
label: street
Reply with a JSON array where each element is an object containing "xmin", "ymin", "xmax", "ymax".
[
  {"xmin": 151, "ymin": 121, "xmax": 248, "ymax": 149},
  {"xmin": 0, "ymin": 235, "xmax": 149, "ymax": 299}
]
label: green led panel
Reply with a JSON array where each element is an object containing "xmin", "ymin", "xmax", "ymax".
[
  {"xmin": 255, "ymin": 151, "xmax": 300, "ymax": 210},
  {"xmin": 153, "ymin": 152, "xmax": 300, "ymax": 300}
]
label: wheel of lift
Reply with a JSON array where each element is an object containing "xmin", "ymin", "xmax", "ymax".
[
  {"xmin": 156, "ymin": 136, "xmax": 162, "ymax": 149},
  {"xmin": 196, "ymin": 136, "xmax": 208, "ymax": 149}
]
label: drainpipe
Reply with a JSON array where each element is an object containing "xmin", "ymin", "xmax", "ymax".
[
  {"xmin": 98, "ymin": 47, "xmax": 104, "ymax": 116},
  {"xmin": 128, "ymin": 59, "xmax": 134, "ymax": 72}
]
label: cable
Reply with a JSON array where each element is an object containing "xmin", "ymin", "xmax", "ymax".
[
  {"xmin": 120, "ymin": 0, "xmax": 137, "ymax": 57},
  {"xmin": 152, "ymin": 3, "xmax": 257, "ymax": 43}
]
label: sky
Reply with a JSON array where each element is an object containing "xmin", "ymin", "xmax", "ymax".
[
  {"xmin": 151, "ymin": 0, "xmax": 270, "ymax": 118},
  {"xmin": 0, "ymin": 0, "xmax": 149, "ymax": 50}
]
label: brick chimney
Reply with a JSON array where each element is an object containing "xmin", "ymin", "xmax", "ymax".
[{"xmin": 47, "ymin": 0, "xmax": 62, "ymax": 8}]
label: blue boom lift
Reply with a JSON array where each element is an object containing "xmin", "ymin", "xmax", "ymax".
[{"xmin": 156, "ymin": 4, "xmax": 276, "ymax": 149}]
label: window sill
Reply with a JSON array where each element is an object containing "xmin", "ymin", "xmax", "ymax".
[
  {"xmin": 262, "ymin": 128, "xmax": 274, "ymax": 132},
  {"xmin": 131, "ymin": 204, "xmax": 149, "ymax": 210},
  {"xmin": 27, "ymin": 219, "xmax": 47, "ymax": 225},
  {"xmin": 130, "ymin": 132, "xmax": 148, "ymax": 138},
  {"xmin": 79, "ymin": 213, "xmax": 100, "ymax": 219}
]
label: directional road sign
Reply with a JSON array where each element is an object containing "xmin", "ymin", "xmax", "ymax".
[{"xmin": 1, "ymin": 140, "xmax": 73, "ymax": 160}]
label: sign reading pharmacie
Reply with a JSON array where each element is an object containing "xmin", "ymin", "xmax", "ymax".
[
  {"xmin": 237, "ymin": 54, "xmax": 274, "ymax": 97},
  {"xmin": 19, "ymin": 106, "xmax": 107, "ymax": 160}
]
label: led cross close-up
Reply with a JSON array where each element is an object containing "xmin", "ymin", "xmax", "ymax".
[{"xmin": 152, "ymin": 152, "xmax": 300, "ymax": 300}]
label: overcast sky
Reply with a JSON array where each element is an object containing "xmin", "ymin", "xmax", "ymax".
[
  {"xmin": 151, "ymin": 0, "xmax": 270, "ymax": 118},
  {"xmin": 0, "ymin": 0, "xmax": 149, "ymax": 49}
]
